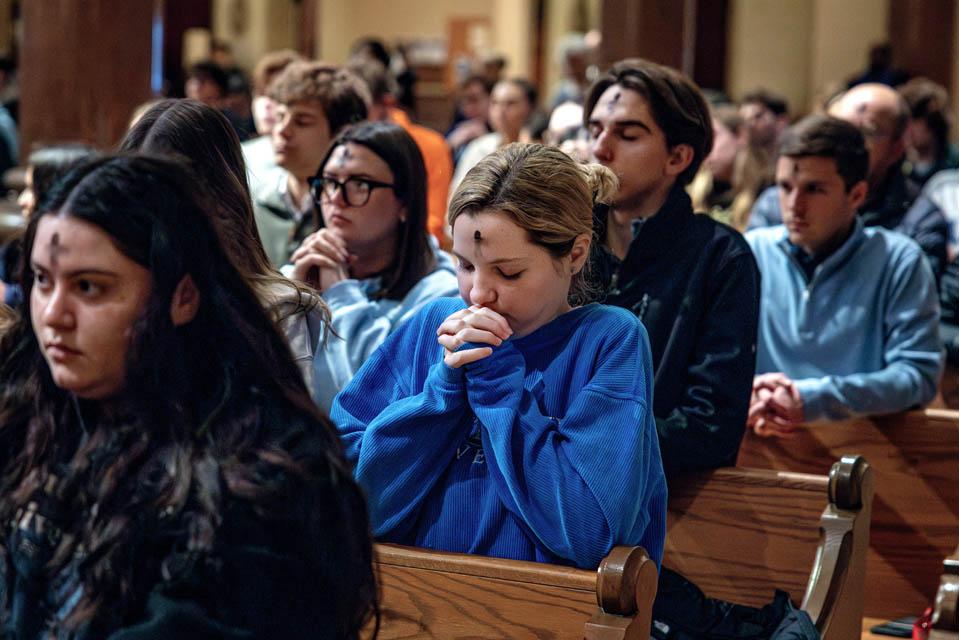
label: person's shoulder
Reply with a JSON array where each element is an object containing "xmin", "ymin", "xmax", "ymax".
[
  {"xmin": 402, "ymin": 250, "xmax": 460, "ymax": 303},
  {"xmin": 744, "ymin": 224, "xmax": 784, "ymax": 247},
  {"xmin": 863, "ymin": 225, "xmax": 927, "ymax": 266},
  {"xmin": 467, "ymin": 132, "xmax": 500, "ymax": 153},
  {"xmin": 577, "ymin": 304, "xmax": 649, "ymax": 345},
  {"xmin": 406, "ymin": 297, "xmax": 467, "ymax": 330},
  {"xmin": 688, "ymin": 211, "xmax": 757, "ymax": 264}
]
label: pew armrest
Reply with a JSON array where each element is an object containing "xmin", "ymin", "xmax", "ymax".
[
  {"xmin": 802, "ymin": 455, "xmax": 873, "ymax": 640},
  {"xmin": 373, "ymin": 544, "xmax": 657, "ymax": 639},
  {"xmin": 931, "ymin": 544, "xmax": 959, "ymax": 639},
  {"xmin": 586, "ymin": 546, "xmax": 658, "ymax": 639}
]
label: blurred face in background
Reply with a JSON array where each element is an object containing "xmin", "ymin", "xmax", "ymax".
[
  {"xmin": 460, "ymin": 80, "xmax": 491, "ymax": 121},
  {"xmin": 704, "ymin": 117, "xmax": 744, "ymax": 183},
  {"xmin": 252, "ymin": 95, "xmax": 278, "ymax": 136},
  {"xmin": 272, "ymin": 100, "xmax": 332, "ymax": 181},
  {"xmin": 490, "ymin": 81, "xmax": 532, "ymax": 142},
  {"xmin": 17, "ymin": 166, "xmax": 35, "ymax": 218}
]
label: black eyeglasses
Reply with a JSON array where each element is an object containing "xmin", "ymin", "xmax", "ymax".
[{"xmin": 309, "ymin": 176, "xmax": 396, "ymax": 208}]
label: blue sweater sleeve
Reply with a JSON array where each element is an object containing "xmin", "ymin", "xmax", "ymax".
[
  {"xmin": 795, "ymin": 245, "xmax": 944, "ymax": 421},
  {"xmin": 462, "ymin": 318, "xmax": 665, "ymax": 568},
  {"xmin": 313, "ymin": 269, "xmax": 458, "ymax": 411},
  {"xmin": 330, "ymin": 304, "xmax": 471, "ymax": 541}
]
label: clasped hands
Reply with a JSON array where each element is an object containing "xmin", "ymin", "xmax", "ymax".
[
  {"xmin": 290, "ymin": 229, "xmax": 352, "ymax": 291},
  {"xmin": 437, "ymin": 305, "xmax": 513, "ymax": 369},
  {"xmin": 748, "ymin": 373, "xmax": 805, "ymax": 438}
]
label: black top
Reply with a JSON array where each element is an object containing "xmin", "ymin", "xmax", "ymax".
[
  {"xmin": 590, "ymin": 187, "xmax": 761, "ymax": 478},
  {"xmin": 0, "ymin": 396, "xmax": 369, "ymax": 640}
]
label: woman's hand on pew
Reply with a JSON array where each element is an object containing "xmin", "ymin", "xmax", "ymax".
[{"xmin": 437, "ymin": 305, "xmax": 512, "ymax": 368}]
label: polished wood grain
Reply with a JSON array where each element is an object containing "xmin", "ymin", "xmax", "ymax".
[
  {"xmin": 737, "ymin": 410, "xmax": 959, "ymax": 618},
  {"xmin": 20, "ymin": 0, "xmax": 154, "ymax": 154},
  {"xmin": 372, "ymin": 544, "xmax": 657, "ymax": 639},
  {"xmin": 666, "ymin": 457, "xmax": 873, "ymax": 640}
]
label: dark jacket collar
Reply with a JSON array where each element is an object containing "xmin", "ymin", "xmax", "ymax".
[{"xmin": 596, "ymin": 186, "xmax": 694, "ymax": 257}]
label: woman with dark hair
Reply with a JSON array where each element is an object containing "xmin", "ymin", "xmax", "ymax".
[
  {"xmin": 288, "ymin": 121, "xmax": 457, "ymax": 410},
  {"xmin": 0, "ymin": 154, "xmax": 376, "ymax": 639},
  {"xmin": 119, "ymin": 98, "xmax": 328, "ymax": 388}
]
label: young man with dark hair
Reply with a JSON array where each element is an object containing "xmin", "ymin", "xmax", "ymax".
[
  {"xmin": 746, "ymin": 115, "xmax": 942, "ymax": 434},
  {"xmin": 585, "ymin": 58, "xmax": 760, "ymax": 478},
  {"xmin": 749, "ymin": 83, "xmax": 948, "ymax": 280},
  {"xmin": 252, "ymin": 62, "xmax": 370, "ymax": 266},
  {"xmin": 242, "ymin": 50, "xmax": 304, "ymax": 187}
]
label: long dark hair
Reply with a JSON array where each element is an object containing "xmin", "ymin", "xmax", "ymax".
[
  {"xmin": 0, "ymin": 155, "xmax": 376, "ymax": 637},
  {"xmin": 119, "ymin": 98, "xmax": 325, "ymax": 323},
  {"xmin": 118, "ymin": 98, "xmax": 271, "ymax": 278},
  {"xmin": 314, "ymin": 121, "xmax": 434, "ymax": 300}
]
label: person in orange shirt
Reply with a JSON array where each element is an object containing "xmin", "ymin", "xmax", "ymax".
[{"xmin": 349, "ymin": 60, "xmax": 453, "ymax": 248}]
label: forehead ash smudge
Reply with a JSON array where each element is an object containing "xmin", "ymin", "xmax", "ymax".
[{"xmin": 48, "ymin": 231, "xmax": 67, "ymax": 267}]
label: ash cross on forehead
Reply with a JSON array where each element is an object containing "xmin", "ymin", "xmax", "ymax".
[
  {"xmin": 605, "ymin": 89, "xmax": 622, "ymax": 113},
  {"xmin": 47, "ymin": 231, "xmax": 67, "ymax": 266},
  {"xmin": 474, "ymin": 229, "xmax": 482, "ymax": 242},
  {"xmin": 336, "ymin": 145, "xmax": 352, "ymax": 166}
]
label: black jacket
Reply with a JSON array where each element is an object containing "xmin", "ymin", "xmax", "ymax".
[
  {"xmin": 858, "ymin": 161, "xmax": 949, "ymax": 280},
  {"xmin": 591, "ymin": 188, "xmax": 760, "ymax": 477}
]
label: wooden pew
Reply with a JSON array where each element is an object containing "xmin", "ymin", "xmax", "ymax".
[
  {"xmin": 737, "ymin": 409, "xmax": 959, "ymax": 618},
  {"xmin": 665, "ymin": 456, "xmax": 873, "ymax": 640},
  {"xmin": 932, "ymin": 543, "xmax": 959, "ymax": 640},
  {"xmin": 373, "ymin": 543, "xmax": 657, "ymax": 639}
]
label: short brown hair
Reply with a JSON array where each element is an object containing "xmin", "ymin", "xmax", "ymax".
[
  {"xmin": 778, "ymin": 115, "xmax": 868, "ymax": 190},
  {"xmin": 584, "ymin": 58, "xmax": 712, "ymax": 186},
  {"xmin": 268, "ymin": 62, "xmax": 371, "ymax": 134},
  {"xmin": 252, "ymin": 49, "xmax": 303, "ymax": 95}
]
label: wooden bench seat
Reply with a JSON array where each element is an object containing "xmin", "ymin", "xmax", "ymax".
[
  {"xmin": 737, "ymin": 409, "xmax": 959, "ymax": 618},
  {"xmin": 665, "ymin": 456, "xmax": 873, "ymax": 640},
  {"xmin": 372, "ymin": 544, "xmax": 657, "ymax": 639}
]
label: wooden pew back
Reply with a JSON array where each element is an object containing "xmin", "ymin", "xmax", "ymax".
[
  {"xmin": 372, "ymin": 544, "xmax": 657, "ymax": 639},
  {"xmin": 737, "ymin": 409, "xmax": 959, "ymax": 618},
  {"xmin": 665, "ymin": 457, "xmax": 872, "ymax": 640}
]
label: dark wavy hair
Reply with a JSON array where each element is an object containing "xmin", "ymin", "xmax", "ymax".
[
  {"xmin": 0, "ymin": 155, "xmax": 377, "ymax": 637},
  {"xmin": 313, "ymin": 121, "xmax": 433, "ymax": 300}
]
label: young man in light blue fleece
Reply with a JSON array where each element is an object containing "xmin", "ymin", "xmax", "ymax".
[{"xmin": 745, "ymin": 115, "xmax": 943, "ymax": 436}]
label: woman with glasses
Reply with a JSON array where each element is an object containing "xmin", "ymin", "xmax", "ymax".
[{"xmin": 289, "ymin": 121, "xmax": 457, "ymax": 411}]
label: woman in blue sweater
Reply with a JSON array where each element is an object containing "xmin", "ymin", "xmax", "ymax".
[{"xmin": 332, "ymin": 143, "xmax": 667, "ymax": 569}]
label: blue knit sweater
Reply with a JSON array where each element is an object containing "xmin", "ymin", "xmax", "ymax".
[{"xmin": 332, "ymin": 297, "xmax": 667, "ymax": 569}]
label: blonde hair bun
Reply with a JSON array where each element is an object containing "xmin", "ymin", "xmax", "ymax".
[{"xmin": 581, "ymin": 163, "xmax": 619, "ymax": 205}]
